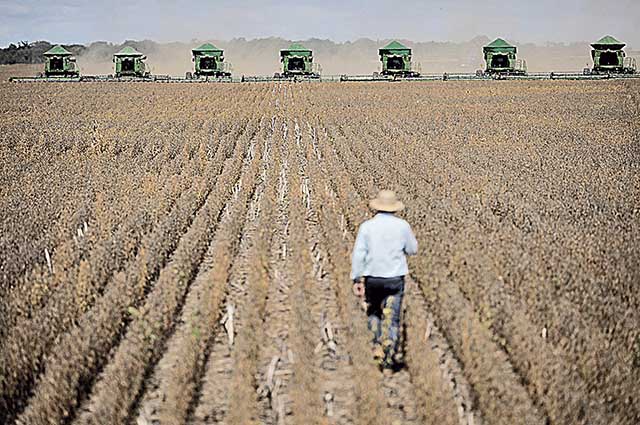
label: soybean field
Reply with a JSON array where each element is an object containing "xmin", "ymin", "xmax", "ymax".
[{"xmin": 1, "ymin": 68, "xmax": 639, "ymax": 425}]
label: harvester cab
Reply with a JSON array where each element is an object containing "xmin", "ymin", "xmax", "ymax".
[
  {"xmin": 113, "ymin": 46, "xmax": 149, "ymax": 78},
  {"xmin": 379, "ymin": 41, "xmax": 419, "ymax": 77},
  {"xmin": 279, "ymin": 43, "xmax": 319, "ymax": 78},
  {"xmin": 591, "ymin": 36, "xmax": 630, "ymax": 74},
  {"xmin": 387, "ymin": 56, "xmax": 405, "ymax": 71},
  {"xmin": 43, "ymin": 45, "xmax": 79, "ymax": 77},
  {"xmin": 288, "ymin": 57, "xmax": 305, "ymax": 72},
  {"xmin": 483, "ymin": 38, "xmax": 526, "ymax": 75},
  {"xmin": 189, "ymin": 43, "xmax": 232, "ymax": 79},
  {"xmin": 491, "ymin": 54, "xmax": 509, "ymax": 69}
]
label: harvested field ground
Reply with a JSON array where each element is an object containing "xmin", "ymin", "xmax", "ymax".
[{"xmin": 1, "ymin": 68, "xmax": 639, "ymax": 425}]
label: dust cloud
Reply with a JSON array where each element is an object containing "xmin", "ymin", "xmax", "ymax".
[{"xmin": 72, "ymin": 37, "xmax": 636, "ymax": 77}]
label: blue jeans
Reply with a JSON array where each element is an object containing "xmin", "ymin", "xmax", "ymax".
[{"xmin": 364, "ymin": 276, "xmax": 404, "ymax": 365}]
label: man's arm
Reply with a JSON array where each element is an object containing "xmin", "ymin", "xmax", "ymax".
[
  {"xmin": 404, "ymin": 224, "xmax": 418, "ymax": 256},
  {"xmin": 350, "ymin": 224, "xmax": 367, "ymax": 281}
]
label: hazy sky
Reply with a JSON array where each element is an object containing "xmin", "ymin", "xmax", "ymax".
[{"xmin": 1, "ymin": 0, "xmax": 639, "ymax": 48}]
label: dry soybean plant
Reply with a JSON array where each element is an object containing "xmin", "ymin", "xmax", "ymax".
[{"xmin": 1, "ymin": 76, "xmax": 638, "ymax": 425}]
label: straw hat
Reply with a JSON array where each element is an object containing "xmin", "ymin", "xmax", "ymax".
[{"xmin": 369, "ymin": 190, "xmax": 404, "ymax": 212}]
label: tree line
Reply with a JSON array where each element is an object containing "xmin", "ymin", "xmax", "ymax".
[{"xmin": 0, "ymin": 41, "xmax": 86, "ymax": 65}]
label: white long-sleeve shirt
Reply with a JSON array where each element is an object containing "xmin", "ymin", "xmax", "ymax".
[{"xmin": 350, "ymin": 212, "xmax": 418, "ymax": 280}]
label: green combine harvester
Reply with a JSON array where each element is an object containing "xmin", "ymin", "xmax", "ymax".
[
  {"xmin": 482, "ymin": 38, "xmax": 527, "ymax": 75},
  {"xmin": 277, "ymin": 43, "xmax": 320, "ymax": 79},
  {"xmin": 42, "ymin": 45, "xmax": 79, "ymax": 77},
  {"xmin": 589, "ymin": 35, "xmax": 636, "ymax": 74},
  {"xmin": 188, "ymin": 43, "xmax": 232, "ymax": 79},
  {"xmin": 378, "ymin": 41, "xmax": 419, "ymax": 77},
  {"xmin": 8, "ymin": 36, "xmax": 639, "ymax": 83},
  {"xmin": 113, "ymin": 46, "xmax": 150, "ymax": 78}
]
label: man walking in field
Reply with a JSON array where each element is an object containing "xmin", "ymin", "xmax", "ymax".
[{"xmin": 351, "ymin": 190, "xmax": 418, "ymax": 369}]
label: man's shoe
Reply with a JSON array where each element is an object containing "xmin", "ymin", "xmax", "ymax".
[{"xmin": 373, "ymin": 345, "xmax": 385, "ymax": 363}]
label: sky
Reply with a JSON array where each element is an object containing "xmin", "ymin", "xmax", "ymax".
[{"xmin": 1, "ymin": 0, "xmax": 639, "ymax": 48}]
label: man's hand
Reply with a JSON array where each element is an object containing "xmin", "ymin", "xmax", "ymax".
[{"xmin": 352, "ymin": 282, "xmax": 365, "ymax": 298}]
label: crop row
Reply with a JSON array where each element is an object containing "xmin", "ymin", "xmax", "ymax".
[
  {"xmin": 0, "ymin": 120, "xmax": 241, "ymax": 422},
  {"xmin": 297, "ymin": 108, "xmax": 463, "ymax": 424}
]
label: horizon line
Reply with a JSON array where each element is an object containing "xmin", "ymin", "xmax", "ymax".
[{"xmin": 3, "ymin": 35, "xmax": 631, "ymax": 50}]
